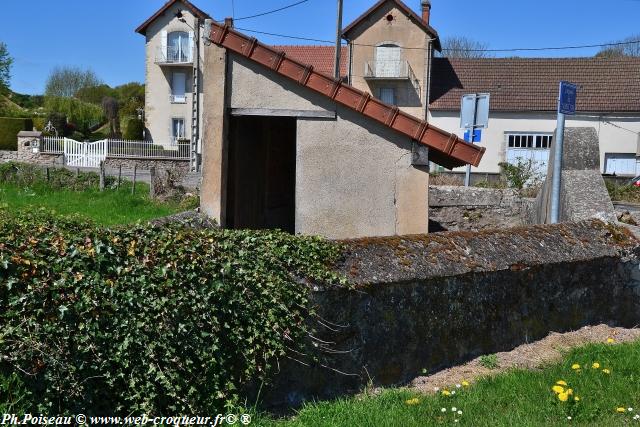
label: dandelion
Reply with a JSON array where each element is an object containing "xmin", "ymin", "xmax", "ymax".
[
  {"xmin": 461, "ymin": 380, "xmax": 470, "ymax": 387},
  {"xmin": 405, "ymin": 398, "xmax": 420, "ymax": 405},
  {"xmin": 603, "ymin": 369, "xmax": 611, "ymax": 374},
  {"xmin": 607, "ymin": 337, "xmax": 615, "ymax": 344},
  {"xmin": 442, "ymin": 390, "xmax": 451, "ymax": 396},
  {"xmin": 452, "ymin": 407, "xmax": 457, "ymax": 412},
  {"xmin": 592, "ymin": 362, "xmax": 601, "ymax": 369},
  {"xmin": 457, "ymin": 410, "xmax": 463, "ymax": 415},
  {"xmin": 628, "ymin": 408, "xmax": 634, "ymax": 412},
  {"xmin": 455, "ymin": 383, "xmax": 462, "ymax": 388},
  {"xmin": 552, "ymin": 385, "xmax": 565, "ymax": 394},
  {"xmin": 558, "ymin": 392, "xmax": 569, "ymax": 402},
  {"xmin": 454, "ymin": 420, "xmax": 459, "ymax": 423},
  {"xmin": 451, "ymin": 390, "xmax": 456, "ymax": 395},
  {"xmin": 567, "ymin": 416, "xmax": 572, "ymax": 420},
  {"xmin": 574, "ymin": 396, "xmax": 581, "ymax": 402},
  {"xmin": 566, "ymin": 388, "xmax": 573, "ymax": 396},
  {"xmin": 556, "ymin": 380, "xmax": 568, "ymax": 386},
  {"xmin": 617, "ymin": 407, "xmax": 626, "ymax": 413},
  {"xmin": 571, "ymin": 364, "xmax": 581, "ymax": 370},
  {"xmin": 441, "ymin": 408, "xmax": 447, "ymax": 413}
]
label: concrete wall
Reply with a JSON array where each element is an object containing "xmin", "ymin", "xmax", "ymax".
[
  {"xmin": 143, "ymin": 2, "xmax": 205, "ymax": 148},
  {"xmin": 221, "ymin": 54, "xmax": 429, "ymax": 238},
  {"xmin": 258, "ymin": 220, "xmax": 640, "ymax": 408},
  {"xmin": 429, "ymin": 110, "xmax": 640, "ymax": 173},
  {"xmin": 347, "ymin": 1, "xmax": 431, "ymax": 119}
]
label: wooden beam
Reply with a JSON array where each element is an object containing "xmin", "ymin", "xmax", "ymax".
[{"xmin": 230, "ymin": 108, "xmax": 336, "ymax": 119}]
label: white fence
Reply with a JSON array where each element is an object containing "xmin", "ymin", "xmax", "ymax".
[{"xmin": 40, "ymin": 137, "xmax": 190, "ymax": 161}]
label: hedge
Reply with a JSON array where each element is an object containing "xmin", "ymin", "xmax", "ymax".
[
  {"xmin": 0, "ymin": 117, "xmax": 33, "ymax": 150},
  {"xmin": 0, "ymin": 210, "xmax": 344, "ymax": 414},
  {"xmin": 123, "ymin": 117, "xmax": 144, "ymax": 140}
]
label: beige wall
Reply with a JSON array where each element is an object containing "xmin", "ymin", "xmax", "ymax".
[
  {"xmin": 143, "ymin": 2, "xmax": 205, "ymax": 148},
  {"xmin": 200, "ymin": 53, "xmax": 429, "ymax": 238},
  {"xmin": 347, "ymin": 2, "xmax": 431, "ymax": 119},
  {"xmin": 429, "ymin": 110, "xmax": 640, "ymax": 174}
]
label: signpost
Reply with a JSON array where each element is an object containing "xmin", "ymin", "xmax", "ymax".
[
  {"xmin": 460, "ymin": 93, "xmax": 490, "ymax": 186},
  {"xmin": 550, "ymin": 81, "xmax": 578, "ymax": 223}
]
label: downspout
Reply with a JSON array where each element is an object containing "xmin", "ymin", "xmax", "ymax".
[{"xmin": 424, "ymin": 38, "xmax": 433, "ymax": 122}]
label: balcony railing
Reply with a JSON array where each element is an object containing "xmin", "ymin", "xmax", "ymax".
[
  {"xmin": 170, "ymin": 94, "xmax": 187, "ymax": 103},
  {"xmin": 155, "ymin": 45, "xmax": 193, "ymax": 64},
  {"xmin": 364, "ymin": 60, "xmax": 416, "ymax": 80}
]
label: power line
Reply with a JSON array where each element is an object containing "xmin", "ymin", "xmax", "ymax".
[
  {"xmin": 233, "ymin": 0, "xmax": 312, "ymax": 22},
  {"xmin": 235, "ymin": 26, "xmax": 640, "ymax": 53}
]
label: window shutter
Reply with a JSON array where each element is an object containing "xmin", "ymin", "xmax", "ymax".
[
  {"xmin": 188, "ymin": 31, "xmax": 194, "ymax": 61},
  {"xmin": 161, "ymin": 30, "xmax": 168, "ymax": 59}
]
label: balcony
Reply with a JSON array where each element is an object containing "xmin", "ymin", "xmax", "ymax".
[
  {"xmin": 364, "ymin": 60, "xmax": 417, "ymax": 80},
  {"xmin": 155, "ymin": 45, "xmax": 193, "ymax": 65},
  {"xmin": 170, "ymin": 94, "xmax": 187, "ymax": 104}
]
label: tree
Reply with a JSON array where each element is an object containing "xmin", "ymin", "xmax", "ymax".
[
  {"xmin": 596, "ymin": 34, "xmax": 640, "ymax": 57},
  {"xmin": 437, "ymin": 36, "xmax": 492, "ymax": 59},
  {"xmin": 44, "ymin": 66, "xmax": 102, "ymax": 98},
  {"xmin": 75, "ymin": 84, "xmax": 117, "ymax": 105},
  {"xmin": 102, "ymin": 97, "xmax": 120, "ymax": 138},
  {"xmin": 0, "ymin": 42, "xmax": 13, "ymax": 94}
]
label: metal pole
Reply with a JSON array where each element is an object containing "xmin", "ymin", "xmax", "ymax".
[
  {"xmin": 550, "ymin": 111, "xmax": 566, "ymax": 223},
  {"xmin": 464, "ymin": 94, "xmax": 479, "ymax": 187},
  {"xmin": 334, "ymin": 0, "xmax": 344, "ymax": 80}
]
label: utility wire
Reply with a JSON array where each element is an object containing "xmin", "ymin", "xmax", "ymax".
[
  {"xmin": 233, "ymin": 0, "xmax": 312, "ymax": 21},
  {"xmin": 236, "ymin": 26, "xmax": 640, "ymax": 53}
]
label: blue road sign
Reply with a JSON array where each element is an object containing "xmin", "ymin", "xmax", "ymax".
[
  {"xmin": 464, "ymin": 129, "xmax": 482, "ymax": 143},
  {"xmin": 559, "ymin": 81, "xmax": 578, "ymax": 115}
]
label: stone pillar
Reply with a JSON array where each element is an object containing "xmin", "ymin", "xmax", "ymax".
[
  {"xmin": 16, "ymin": 131, "xmax": 42, "ymax": 162},
  {"xmin": 200, "ymin": 24, "xmax": 229, "ymax": 225}
]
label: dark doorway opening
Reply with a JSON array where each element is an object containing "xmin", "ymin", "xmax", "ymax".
[{"xmin": 226, "ymin": 116, "xmax": 296, "ymax": 233}]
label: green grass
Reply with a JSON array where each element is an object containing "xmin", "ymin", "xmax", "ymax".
[
  {"xmin": 256, "ymin": 341, "xmax": 640, "ymax": 426},
  {"xmin": 0, "ymin": 182, "xmax": 181, "ymax": 225}
]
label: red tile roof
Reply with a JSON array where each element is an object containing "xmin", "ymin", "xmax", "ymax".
[
  {"xmin": 272, "ymin": 45, "xmax": 349, "ymax": 78},
  {"xmin": 429, "ymin": 57, "xmax": 640, "ymax": 112},
  {"xmin": 208, "ymin": 22, "xmax": 484, "ymax": 169},
  {"xmin": 136, "ymin": 0, "xmax": 211, "ymax": 35},
  {"xmin": 342, "ymin": 0, "xmax": 441, "ymax": 51}
]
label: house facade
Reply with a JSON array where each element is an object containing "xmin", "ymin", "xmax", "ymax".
[
  {"xmin": 136, "ymin": 0, "xmax": 209, "ymax": 169},
  {"xmin": 428, "ymin": 58, "xmax": 640, "ymax": 175}
]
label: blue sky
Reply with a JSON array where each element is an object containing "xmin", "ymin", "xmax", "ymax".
[{"xmin": 2, "ymin": 0, "xmax": 639, "ymax": 94}]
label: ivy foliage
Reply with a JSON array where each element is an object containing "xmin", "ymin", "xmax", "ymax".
[{"xmin": 0, "ymin": 210, "xmax": 344, "ymax": 414}]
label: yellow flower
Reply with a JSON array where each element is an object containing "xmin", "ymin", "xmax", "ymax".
[
  {"xmin": 574, "ymin": 396, "xmax": 581, "ymax": 402},
  {"xmin": 556, "ymin": 380, "xmax": 568, "ymax": 386},
  {"xmin": 558, "ymin": 392, "xmax": 569, "ymax": 402},
  {"xmin": 442, "ymin": 390, "xmax": 451, "ymax": 396},
  {"xmin": 571, "ymin": 364, "xmax": 581, "ymax": 370},
  {"xmin": 617, "ymin": 407, "xmax": 626, "ymax": 413},
  {"xmin": 552, "ymin": 385, "xmax": 565, "ymax": 394},
  {"xmin": 603, "ymin": 369, "xmax": 611, "ymax": 374},
  {"xmin": 566, "ymin": 388, "xmax": 574, "ymax": 396},
  {"xmin": 592, "ymin": 362, "xmax": 601, "ymax": 369},
  {"xmin": 405, "ymin": 398, "xmax": 420, "ymax": 405},
  {"xmin": 607, "ymin": 337, "xmax": 615, "ymax": 344},
  {"xmin": 461, "ymin": 380, "xmax": 470, "ymax": 387}
]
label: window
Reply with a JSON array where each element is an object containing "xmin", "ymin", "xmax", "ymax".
[
  {"xmin": 167, "ymin": 31, "xmax": 191, "ymax": 62},
  {"xmin": 379, "ymin": 87, "xmax": 396, "ymax": 105},
  {"xmin": 375, "ymin": 44, "xmax": 401, "ymax": 77},
  {"xmin": 171, "ymin": 72, "xmax": 186, "ymax": 103},
  {"xmin": 172, "ymin": 118, "xmax": 185, "ymax": 143},
  {"xmin": 507, "ymin": 133, "xmax": 553, "ymax": 149}
]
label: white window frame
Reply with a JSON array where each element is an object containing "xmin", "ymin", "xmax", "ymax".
[
  {"xmin": 171, "ymin": 117, "xmax": 186, "ymax": 145},
  {"xmin": 170, "ymin": 72, "xmax": 187, "ymax": 104}
]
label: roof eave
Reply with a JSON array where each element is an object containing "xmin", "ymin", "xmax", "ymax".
[{"xmin": 136, "ymin": 0, "xmax": 211, "ymax": 35}]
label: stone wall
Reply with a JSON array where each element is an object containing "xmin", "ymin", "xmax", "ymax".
[
  {"xmin": 259, "ymin": 220, "xmax": 640, "ymax": 408},
  {"xmin": 429, "ymin": 185, "xmax": 529, "ymax": 231}
]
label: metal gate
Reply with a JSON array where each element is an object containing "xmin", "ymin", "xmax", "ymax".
[{"xmin": 63, "ymin": 138, "xmax": 107, "ymax": 168}]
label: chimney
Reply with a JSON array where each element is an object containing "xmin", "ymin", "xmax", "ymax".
[
  {"xmin": 224, "ymin": 17, "xmax": 234, "ymax": 28},
  {"xmin": 421, "ymin": 0, "xmax": 431, "ymax": 25}
]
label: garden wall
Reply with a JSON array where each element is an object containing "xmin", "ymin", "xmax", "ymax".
[
  {"xmin": 260, "ymin": 220, "xmax": 640, "ymax": 408},
  {"xmin": 429, "ymin": 185, "xmax": 532, "ymax": 231}
]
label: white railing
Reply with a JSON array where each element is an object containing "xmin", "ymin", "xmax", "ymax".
[
  {"xmin": 155, "ymin": 45, "xmax": 193, "ymax": 64},
  {"xmin": 40, "ymin": 137, "xmax": 189, "ymax": 160},
  {"xmin": 170, "ymin": 94, "xmax": 187, "ymax": 103},
  {"xmin": 364, "ymin": 60, "xmax": 415, "ymax": 79},
  {"xmin": 41, "ymin": 136, "xmax": 65, "ymax": 154},
  {"xmin": 106, "ymin": 139, "xmax": 190, "ymax": 160}
]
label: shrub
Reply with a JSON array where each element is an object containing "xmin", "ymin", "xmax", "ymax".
[
  {"xmin": 498, "ymin": 158, "xmax": 544, "ymax": 190},
  {"xmin": 44, "ymin": 96, "xmax": 104, "ymax": 136},
  {"xmin": 0, "ymin": 210, "xmax": 344, "ymax": 414},
  {"xmin": 0, "ymin": 117, "xmax": 33, "ymax": 150},
  {"xmin": 124, "ymin": 117, "xmax": 144, "ymax": 140}
]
